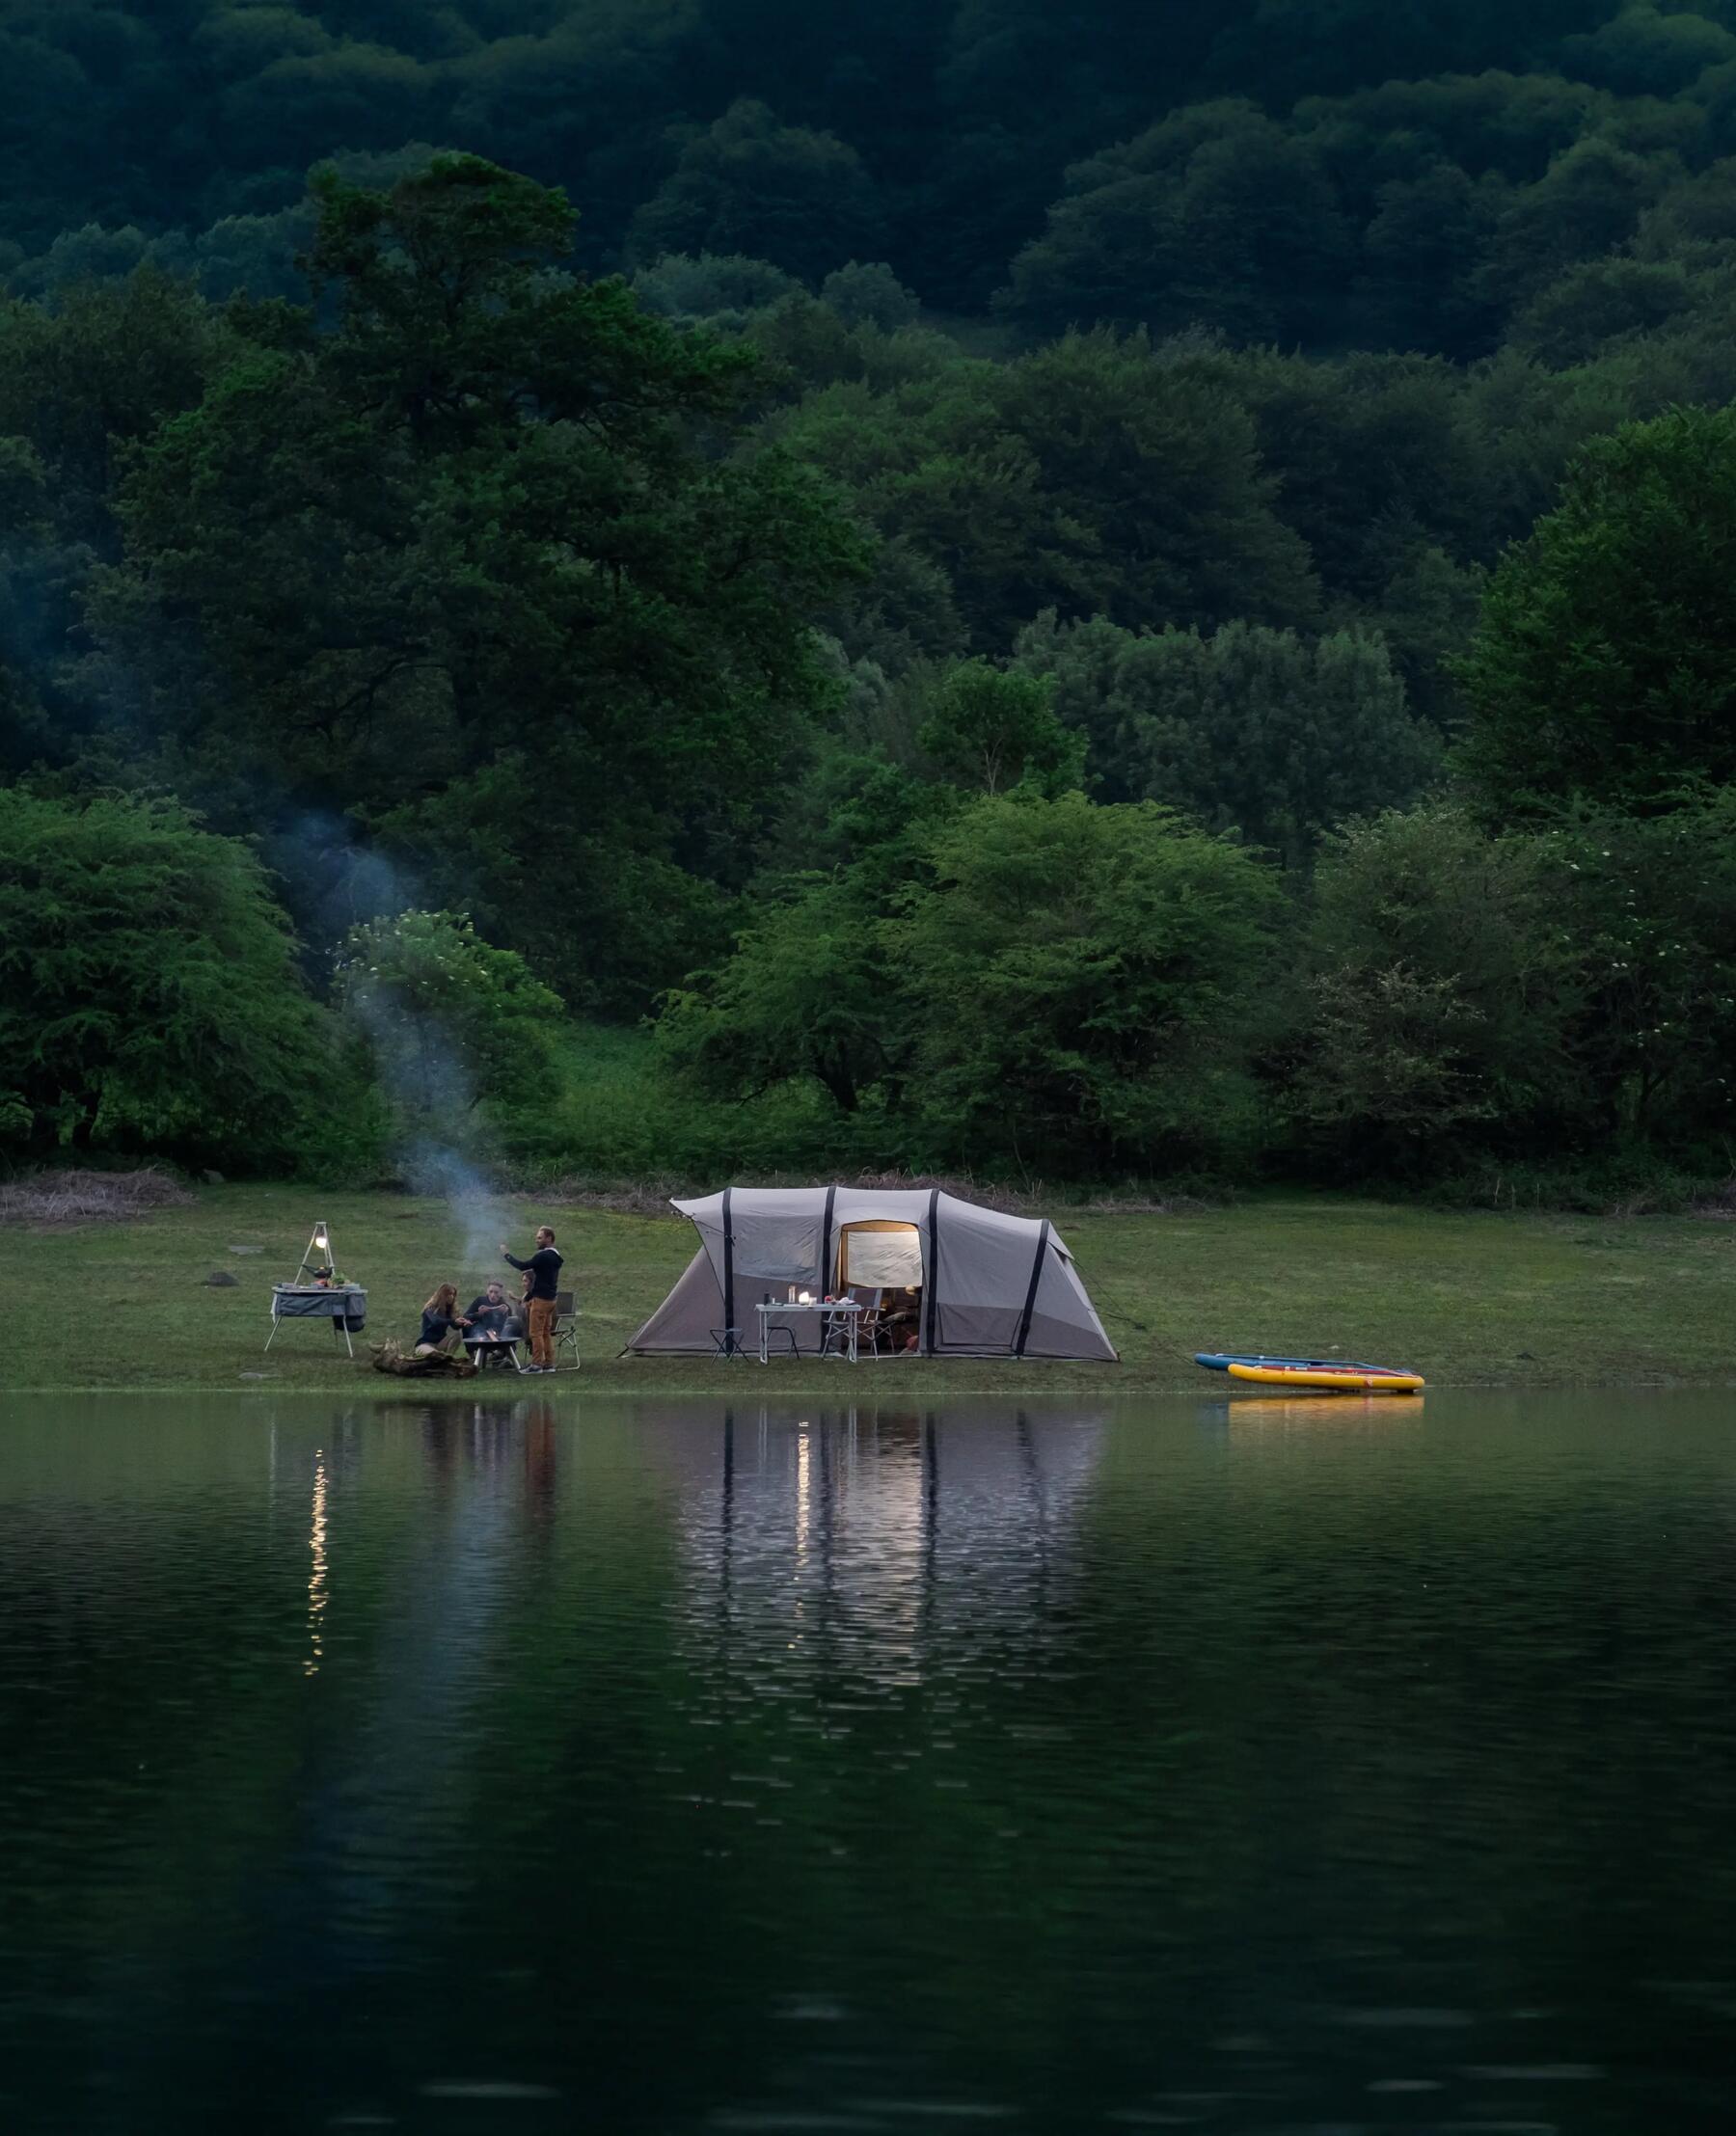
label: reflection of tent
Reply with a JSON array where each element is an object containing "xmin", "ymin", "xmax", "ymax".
[{"xmin": 626, "ymin": 1186, "xmax": 1118, "ymax": 1361}]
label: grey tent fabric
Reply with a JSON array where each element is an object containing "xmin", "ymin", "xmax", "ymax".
[
  {"xmin": 626, "ymin": 1248, "xmax": 724, "ymax": 1351},
  {"xmin": 626, "ymin": 1185, "xmax": 1117, "ymax": 1362}
]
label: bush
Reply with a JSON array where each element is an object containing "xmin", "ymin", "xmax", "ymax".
[
  {"xmin": 897, "ymin": 793, "xmax": 1284, "ymax": 1175},
  {"xmin": 1289, "ymin": 803, "xmax": 1577, "ymax": 1172},
  {"xmin": 0, "ymin": 788, "xmax": 334, "ymax": 1171},
  {"xmin": 1288, "ymin": 796, "xmax": 1736, "ymax": 1176},
  {"xmin": 333, "ymin": 908, "xmax": 565, "ymax": 1144},
  {"xmin": 510, "ymin": 1021, "xmax": 884, "ymax": 1182}
]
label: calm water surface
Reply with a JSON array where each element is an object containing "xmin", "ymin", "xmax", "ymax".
[{"xmin": 2, "ymin": 1391, "xmax": 1734, "ymax": 2134}]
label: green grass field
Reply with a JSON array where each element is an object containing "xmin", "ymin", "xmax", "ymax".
[{"xmin": 0, "ymin": 1183, "xmax": 1730, "ymax": 1395}]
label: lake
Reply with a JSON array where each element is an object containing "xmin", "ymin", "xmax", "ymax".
[{"xmin": 2, "ymin": 1391, "xmax": 1734, "ymax": 2134}]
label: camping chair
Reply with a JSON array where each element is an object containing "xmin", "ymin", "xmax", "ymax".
[
  {"xmin": 553, "ymin": 1289, "xmax": 581, "ymax": 1370},
  {"xmin": 825, "ymin": 1286, "xmax": 881, "ymax": 1358},
  {"xmin": 857, "ymin": 1284, "xmax": 890, "ymax": 1355},
  {"xmin": 711, "ymin": 1326, "xmax": 748, "ymax": 1361}
]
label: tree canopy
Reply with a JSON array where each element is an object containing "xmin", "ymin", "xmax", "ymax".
[
  {"xmin": 0, "ymin": 789, "xmax": 332, "ymax": 1167},
  {"xmin": 8, "ymin": 10, "xmax": 1736, "ymax": 1193},
  {"xmin": 1457, "ymin": 403, "xmax": 1736, "ymax": 813}
]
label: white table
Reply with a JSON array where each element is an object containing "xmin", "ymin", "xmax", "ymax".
[{"xmin": 755, "ymin": 1300, "xmax": 861, "ymax": 1364}]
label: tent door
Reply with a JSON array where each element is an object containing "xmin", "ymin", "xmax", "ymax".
[{"xmin": 836, "ymin": 1220, "xmax": 923, "ymax": 1289}]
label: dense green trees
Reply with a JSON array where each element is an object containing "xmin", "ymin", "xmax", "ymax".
[
  {"xmin": 1458, "ymin": 404, "xmax": 1736, "ymax": 812},
  {"xmin": 1290, "ymin": 797, "xmax": 1736, "ymax": 1176},
  {"xmin": 334, "ymin": 907, "xmax": 564, "ymax": 1128},
  {"xmin": 1015, "ymin": 612, "xmax": 1438, "ymax": 862},
  {"xmin": 0, "ymin": 791, "xmax": 332, "ymax": 1167},
  {"xmin": 15, "ymin": 4, "xmax": 1736, "ymax": 347},
  {"xmin": 85, "ymin": 155, "xmax": 866, "ymax": 1009},
  {"xmin": 896, "ymin": 796, "xmax": 1283, "ymax": 1173},
  {"xmin": 658, "ymin": 873, "xmax": 896, "ymax": 1119},
  {"xmin": 8, "ymin": 13, "xmax": 1736, "ymax": 1194},
  {"xmin": 997, "ymin": 104, "xmax": 1353, "ymax": 343},
  {"xmin": 628, "ymin": 101, "xmax": 882, "ymax": 282},
  {"xmin": 661, "ymin": 791, "xmax": 1283, "ymax": 1176},
  {"xmin": 915, "ymin": 661, "xmax": 1085, "ymax": 798}
]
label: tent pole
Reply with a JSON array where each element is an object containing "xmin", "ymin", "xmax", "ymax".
[
  {"xmin": 821, "ymin": 1183, "xmax": 836, "ymax": 1292},
  {"xmin": 923, "ymin": 1189, "xmax": 940, "ymax": 1355},
  {"xmin": 1014, "ymin": 1220, "xmax": 1050, "ymax": 1358},
  {"xmin": 721, "ymin": 1184, "xmax": 736, "ymax": 1355}
]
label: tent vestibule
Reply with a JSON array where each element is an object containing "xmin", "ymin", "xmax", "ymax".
[{"xmin": 625, "ymin": 1185, "xmax": 1117, "ymax": 1362}]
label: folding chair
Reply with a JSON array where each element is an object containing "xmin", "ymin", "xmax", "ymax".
[
  {"xmin": 711, "ymin": 1326, "xmax": 748, "ymax": 1361},
  {"xmin": 831, "ymin": 1285, "xmax": 882, "ymax": 1357},
  {"xmin": 552, "ymin": 1289, "xmax": 581, "ymax": 1370}
]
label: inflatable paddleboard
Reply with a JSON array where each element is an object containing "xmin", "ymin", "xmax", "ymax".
[
  {"xmin": 1195, "ymin": 1352, "xmax": 1398, "ymax": 1376},
  {"xmin": 1225, "ymin": 1361, "xmax": 1424, "ymax": 1393}
]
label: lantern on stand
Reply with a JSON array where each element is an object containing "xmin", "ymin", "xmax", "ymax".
[{"xmin": 265, "ymin": 1219, "xmax": 368, "ymax": 1357}]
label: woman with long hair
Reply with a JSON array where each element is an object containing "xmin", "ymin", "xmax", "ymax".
[{"xmin": 417, "ymin": 1283, "xmax": 470, "ymax": 1357}]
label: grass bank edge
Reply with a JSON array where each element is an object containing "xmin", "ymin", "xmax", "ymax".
[{"xmin": 0, "ymin": 1183, "xmax": 1727, "ymax": 1394}]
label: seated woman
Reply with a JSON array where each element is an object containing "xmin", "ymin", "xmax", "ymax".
[{"xmin": 417, "ymin": 1283, "xmax": 470, "ymax": 1357}]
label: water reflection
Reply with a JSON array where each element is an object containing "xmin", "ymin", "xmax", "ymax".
[
  {"xmin": 305, "ymin": 1444, "xmax": 328, "ymax": 1676},
  {"xmin": 659, "ymin": 1404, "xmax": 1105, "ymax": 1686},
  {"xmin": 1, "ymin": 1392, "xmax": 1735, "ymax": 2135}
]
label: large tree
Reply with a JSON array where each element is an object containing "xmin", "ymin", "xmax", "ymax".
[
  {"xmin": 0, "ymin": 788, "xmax": 330, "ymax": 1168},
  {"xmin": 1016, "ymin": 611, "xmax": 1439, "ymax": 864},
  {"xmin": 895, "ymin": 792, "xmax": 1284, "ymax": 1173},
  {"xmin": 1457, "ymin": 403, "xmax": 1736, "ymax": 814},
  {"xmin": 88, "ymin": 154, "xmax": 868, "ymax": 1006}
]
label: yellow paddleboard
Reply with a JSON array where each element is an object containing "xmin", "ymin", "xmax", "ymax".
[{"xmin": 1226, "ymin": 1362, "xmax": 1424, "ymax": 1393}]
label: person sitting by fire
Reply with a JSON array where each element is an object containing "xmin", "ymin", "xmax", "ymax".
[
  {"xmin": 465, "ymin": 1279, "xmax": 519, "ymax": 1343},
  {"xmin": 416, "ymin": 1283, "xmax": 471, "ymax": 1357},
  {"xmin": 502, "ymin": 1225, "xmax": 564, "ymax": 1373}
]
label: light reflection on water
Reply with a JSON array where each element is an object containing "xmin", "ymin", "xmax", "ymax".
[{"xmin": 0, "ymin": 1391, "xmax": 1734, "ymax": 2134}]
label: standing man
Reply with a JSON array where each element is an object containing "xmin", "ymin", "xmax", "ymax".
[{"xmin": 502, "ymin": 1225, "xmax": 564, "ymax": 1372}]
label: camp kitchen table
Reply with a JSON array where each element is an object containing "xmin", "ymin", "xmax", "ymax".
[
  {"xmin": 266, "ymin": 1284, "xmax": 367, "ymax": 1356},
  {"xmin": 756, "ymin": 1299, "xmax": 862, "ymax": 1364}
]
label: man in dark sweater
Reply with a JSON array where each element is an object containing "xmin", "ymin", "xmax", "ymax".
[{"xmin": 502, "ymin": 1225, "xmax": 563, "ymax": 1371}]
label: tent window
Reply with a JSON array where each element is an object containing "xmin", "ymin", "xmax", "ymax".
[
  {"xmin": 838, "ymin": 1221, "xmax": 923, "ymax": 1289},
  {"xmin": 734, "ymin": 1218, "xmax": 822, "ymax": 1281}
]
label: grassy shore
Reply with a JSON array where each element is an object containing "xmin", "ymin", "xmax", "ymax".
[{"xmin": 0, "ymin": 1182, "xmax": 1730, "ymax": 1395}]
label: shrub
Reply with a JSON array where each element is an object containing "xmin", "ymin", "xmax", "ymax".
[
  {"xmin": 897, "ymin": 793, "xmax": 1284, "ymax": 1174},
  {"xmin": 0, "ymin": 788, "xmax": 332, "ymax": 1170}
]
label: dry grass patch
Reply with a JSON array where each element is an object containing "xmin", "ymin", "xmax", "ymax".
[{"xmin": 0, "ymin": 1166, "xmax": 195, "ymax": 1226}]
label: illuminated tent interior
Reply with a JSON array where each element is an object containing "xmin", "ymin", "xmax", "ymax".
[{"xmin": 626, "ymin": 1185, "xmax": 1118, "ymax": 1361}]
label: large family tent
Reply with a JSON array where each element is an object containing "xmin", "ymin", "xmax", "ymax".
[{"xmin": 627, "ymin": 1185, "xmax": 1118, "ymax": 1362}]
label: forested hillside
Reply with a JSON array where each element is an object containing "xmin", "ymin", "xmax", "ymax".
[{"xmin": 5, "ymin": 2, "xmax": 1736, "ymax": 1200}]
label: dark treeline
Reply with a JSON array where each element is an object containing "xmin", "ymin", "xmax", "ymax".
[
  {"xmin": 9, "ymin": 0, "xmax": 1736, "ymax": 337},
  {"xmin": 4, "ymin": 3, "xmax": 1736, "ymax": 1201}
]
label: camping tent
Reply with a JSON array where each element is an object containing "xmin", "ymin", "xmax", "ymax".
[{"xmin": 626, "ymin": 1185, "xmax": 1118, "ymax": 1362}]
